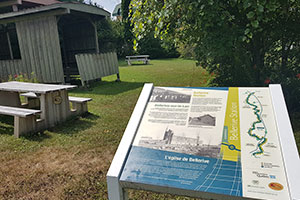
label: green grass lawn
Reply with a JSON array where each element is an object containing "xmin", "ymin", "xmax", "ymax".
[{"xmin": 0, "ymin": 58, "xmax": 299, "ymax": 200}]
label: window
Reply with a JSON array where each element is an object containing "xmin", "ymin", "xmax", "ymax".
[{"xmin": 0, "ymin": 23, "xmax": 21, "ymax": 60}]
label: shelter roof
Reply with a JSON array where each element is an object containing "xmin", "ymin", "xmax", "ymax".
[
  {"xmin": 0, "ymin": 2, "xmax": 110, "ymax": 24},
  {"xmin": 22, "ymin": 0, "xmax": 61, "ymax": 5},
  {"xmin": 0, "ymin": 0, "xmax": 60, "ymax": 8}
]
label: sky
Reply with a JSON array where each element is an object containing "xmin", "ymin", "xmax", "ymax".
[{"xmin": 90, "ymin": 0, "xmax": 121, "ymax": 13}]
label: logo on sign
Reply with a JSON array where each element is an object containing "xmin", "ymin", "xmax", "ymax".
[{"xmin": 268, "ymin": 182, "xmax": 284, "ymax": 191}]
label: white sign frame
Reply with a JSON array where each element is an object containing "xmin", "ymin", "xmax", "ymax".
[{"xmin": 107, "ymin": 84, "xmax": 300, "ymax": 200}]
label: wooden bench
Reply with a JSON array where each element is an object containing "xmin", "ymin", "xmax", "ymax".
[
  {"xmin": 125, "ymin": 55, "xmax": 150, "ymax": 65},
  {"xmin": 21, "ymin": 92, "xmax": 92, "ymax": 116},
  {"xmin": 69, "ymin": 96, "xmax": 92, "ymax": 116},
  {"xmin": 0, "ymin": 105, "xmax": 41, "ymax": 137}
]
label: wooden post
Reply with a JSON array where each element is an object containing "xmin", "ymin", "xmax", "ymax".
[
  {"xmin": 40, "ymin": 90, "xmax": 71, "ymax": 128},
  {"xmin": 6, "ymin": 30, "xmax": 14, "ymax": 60},
  {"xmin": 60, "ymin": 27, "xmax": 70, "ymax": 83},
  {"xmin": 39, "ymin": 93, "xmax": 50, "ymax": 128},
  {"xmin": 12, "ymin": 5, "xmax": 18, "ymax": 12},
  {"xmin": 116, "ymin": 73, "xmax": 120, "ymax": 82},
  {"xmin": 71, "ymin": 101, "xmax": 88, "ymax": 116},
  {"xmin": 93, "ymin": 21, "xmax": 100, "ymax": 53},
  {"xmin": 127, "ymin": 58, "xmax": 131, "ymax": 66},
  {"xmin": 14, "ymin": 115, "xmax": 36, "ymax": 138}
]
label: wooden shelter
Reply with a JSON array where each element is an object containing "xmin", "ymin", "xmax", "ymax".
[{"xmin": 0, "ymin": 0, "xmax": 120, "ymax": 85}]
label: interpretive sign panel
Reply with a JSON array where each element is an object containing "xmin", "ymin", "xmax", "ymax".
[{"xmin": 107, "ymin": 84, "xmax": 300, "ymax": 200}]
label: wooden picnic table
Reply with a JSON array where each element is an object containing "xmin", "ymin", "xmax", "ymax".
[{"xmin": 0, "ymin": 81, "xmax": 76, "ymax": 130}]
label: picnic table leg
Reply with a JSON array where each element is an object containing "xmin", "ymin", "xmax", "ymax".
[
  {"xmin": 40, "ymin": 90, "xmax": 71, "ymax": 129},
  {"xmin": 14, "ymin": 115, "xmax": 37, "ymax": 138},
  {"xmin": 116, "ymin": 73, "xmax": 121, "ymax": 82},
  {"xmin": 127, "ymin": 59, "xmax": 131, "ymax": 66},
  {"xmin": 71, "ymin": 101, "xmax": 88, "ymax": 116},
  {"xmin": 0, "ymin": 91, "xmax": 21, "ymax": 107}
]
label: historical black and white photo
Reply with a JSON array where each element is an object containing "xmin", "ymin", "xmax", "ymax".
[
  {"xmin": 138, "ymin": 126, "xmax": 221, "ymax": 158},
  {"xmin": 188, "ymin": 114, "xmax": 216, "ymax": 126},
  {"xmin": 150, "ymin": 87, "xmax": 191, "ymax": 103}
]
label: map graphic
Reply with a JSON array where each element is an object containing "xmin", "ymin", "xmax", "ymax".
[
  {"xmin": 245, "ymin": 92, "xmax": 267, "ymax": 157},
  {"xmin": 239, "ymin": 88, "xmax": 290, "ymax": 200},
  {"xmin": 194, "ymin": 154, "xmax": 242, "ymax": 196},
  {"xmin": 221, "ymin": 142, "xmax": 241, "ymax": 152}
]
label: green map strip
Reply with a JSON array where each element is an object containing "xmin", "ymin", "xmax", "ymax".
[{"xmin": 246, "ymin": 92, "xmax": 267, "ymax": 156}]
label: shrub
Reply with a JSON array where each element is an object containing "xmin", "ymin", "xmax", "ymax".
[{"xmin": 8, "ymin": 72, "xmax": 38, "ymax": 83}]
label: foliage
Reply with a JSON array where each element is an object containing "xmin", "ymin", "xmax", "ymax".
[
  {"xmin": 130, "ymin": 0, "xmax": 300, "ymax": 111},
  {"xmin": 122, "ymin": 0, "xmax": 134, "ymax": 55},
  {"xmin": 137, "ymin": 32, "xmax": 179, "ymax": 58},
  {"xmin": 97, "ymin": 19, "xmax": 127, "ymax": 57},
  {"xmin": 95, "ymin": 0, "xmax": 133, "ymax": 58},
  {"xmin": 8, "ymin": 72, "xmax": 38, "ymax": 83},
  {"xmin": 96, "ymin": 19, "xmax": 179, "ymax": 59},
  {"xmin": 177, "ymin": 43, "xmax": 196, "ymax": 59}
]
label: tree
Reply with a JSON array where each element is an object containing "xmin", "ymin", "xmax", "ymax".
[
  {"xmin": 122, "ymin": 0, "xmax": 134, "ymax": 54},
  {"xmin": 130, "ymin": 0, "xmax": 300, "ymax": 110},
  {"xmin": 137, "ymin": 31, "xmax": 179, "ymax": 58},
  {"xmin": 96, "ymin": 19, "xmax": 127, "ymax": 57}
]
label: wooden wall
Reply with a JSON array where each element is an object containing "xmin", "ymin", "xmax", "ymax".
[
  {"xmin": 16, "ymin": 16, "xmax": 64, "ymax": 83},
  {"xmin": 0, "ymin": 59, "xmax": 22, "ymax": 81},
  {"xmin": 0, "ymin": 16, "xmax": 65, "ymax": 83},
  {"xmin": 75, "ymin": 52, "xmax": 119, "ymax": 86}
]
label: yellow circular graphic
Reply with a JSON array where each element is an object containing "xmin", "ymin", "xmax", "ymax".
[
  {"xmin": 53, "ymin": 96, "xmax": 62, "ymax": 105},
  {"xmin": 268, "ymin": 182, "xmax": 284, "ymax": 191}
]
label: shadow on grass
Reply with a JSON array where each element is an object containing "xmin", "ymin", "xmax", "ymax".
[
  {"xmin": 0, "ymin": 116, "xmax": 14, "ymax": 136},
  {"xmin": 0, "ymin": 125, "xmax": 14, "ymax": 136},
  {"xmin": 48, "ymin": 112, "xmax": 100, "ymax": 136},
  {"xmin": 0, "ymin": 113, "xmax": 99, "ymax": 140},
  {"xmin": 23, "ymin": 131, "xmax": 52, "ymax": 141},
  {"xmin": 0, "ymin": 115, "xmax": 13, "ymax": 125},
  {"xmin": 119, "ymin": 63, "xmax": 153, "ymax": 67},
  {"xmin": 71, "ymin": 81, "xmax": 145, "ymax": 95}
]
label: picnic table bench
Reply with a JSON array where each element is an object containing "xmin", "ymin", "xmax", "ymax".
[
  {"xmin": 125, "ymin": 55, "xmax": 150, "ymax": 65},
  {"xmin": 0, "ymin": 81, "xmax": 94, "ymax": 137},
  {"xmin": 69, "ymin": 96, "xmax": 92, "ymax": 115},
  {"xmin": 0, "ymin": 81, "xmax": 76, "ymax": 136},
  {"xmin": 0, "ymin": 105, "xmax": 41, "ymax": 137},
  {"xmin": 21, "ymin": 92, "xmax": 92, "ymax": 116}
]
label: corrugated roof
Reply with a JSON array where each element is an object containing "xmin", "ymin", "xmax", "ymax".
[
  {"xmin": 22, "ymin": 0, "xmax": 61, "ymax": 5},
  {"xmin": 0, "ymin": 2, "xmax": 111, "ymax": 23}
]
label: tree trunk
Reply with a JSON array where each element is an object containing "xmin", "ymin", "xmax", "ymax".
[{"xmin": 251, "ymin": 35, "xmax": 265, "ymax": 86}]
